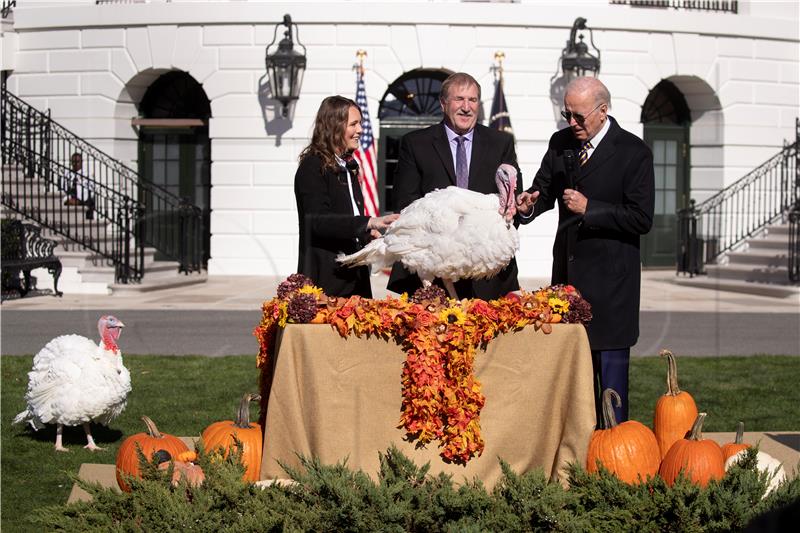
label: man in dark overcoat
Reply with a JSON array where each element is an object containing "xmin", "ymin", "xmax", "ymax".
[{"xmin": 517, "ymin": 76, "xmax": 655, "ymax": 423}]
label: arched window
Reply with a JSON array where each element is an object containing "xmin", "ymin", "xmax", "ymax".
[
  {"xmin": 641, "ymin": 79, "xmax": 690, "ymax": 125},
  {"xmin": 378, "ymin": 68, "xmax": 451, "ymax": 120}
]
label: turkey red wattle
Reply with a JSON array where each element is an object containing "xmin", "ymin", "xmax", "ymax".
[
  {"xmin": 495, "ymin": 163, "xmax": 518, "ymax": 223},
  {"xmin": 99, "ymin": 315, "xmax": 125, "ymax": 354}
]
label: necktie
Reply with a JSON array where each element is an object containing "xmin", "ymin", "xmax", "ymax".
[
  {"xmin": 579, "ymin": 141, "xmax": 593, "ymax": 166},
  {"xmin": 455, "ymin": 136, "xmax": 468, "ymax": 188},
  {"xmin": 342, "ymin": 154, "xmax": 364, "ymax": 215}
]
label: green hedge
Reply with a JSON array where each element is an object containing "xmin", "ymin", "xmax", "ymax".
[{"xmin": 32, "ymin": 446, "xmax": 799, "ymax": 532}]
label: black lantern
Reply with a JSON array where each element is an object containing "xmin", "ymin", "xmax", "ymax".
[
  {"xmin": 265, "ymin": 14, "xmax": 307, "ymax": 117},
  {"xmin": 560, "ymin": 17, "xmax": 601, "ymax": 80}
]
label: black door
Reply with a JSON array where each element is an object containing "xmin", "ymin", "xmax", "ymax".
[
  {"xmin": 137, "ymin": 71, "xmax": 211, "ymax": 267},
  {"xmin": 642, "ymin": 125, "xmax": 689, "ymax": 267},
  {"xmin": 640, "ymin": 79, "xmax": 692, "ymax": 267},
  {"xmin": 138, "ymin": 126, "xmax": 210, "ymax": 264}
]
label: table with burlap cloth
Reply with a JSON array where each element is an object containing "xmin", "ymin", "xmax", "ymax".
[{"xmin": 259, "ymin": 323, "xmax": 595, "ymax": 488}]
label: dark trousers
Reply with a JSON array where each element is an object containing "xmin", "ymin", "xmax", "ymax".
[{"xmin": 591, "ymin": 348, "xmax": 631, "ymax": 427}]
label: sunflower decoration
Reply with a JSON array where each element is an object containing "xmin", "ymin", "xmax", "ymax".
[
  {"xmin": 439, "ymin": 305, "xmax": 467, "ymax": 326},
  {"xmin": 547, "ymin": 296, "xmax": 570, "ymax": 316}
]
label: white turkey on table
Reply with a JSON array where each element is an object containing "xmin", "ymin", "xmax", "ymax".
[
  {"xmin": 337, "ymin": 163, "xmax": 520, "ymax": 298},
  {"xmin": 13, "ymin": 315, "xmax": 131, "ymax": 452}
]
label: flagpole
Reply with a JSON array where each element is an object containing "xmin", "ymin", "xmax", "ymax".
[
  {"xmin": 490, "ymin": 51, "xmax": 513, "ymax": 136},
  {"xmin": 352, "ymin": 49, "xmax": 380, "ymax": 218},
  {"xmin": 356, "ymin": 49, "xmax": 367, "ymax": 78},
  {"xmin": 494, "ymin": 50, "xmax": 505, "ymax": 85}
]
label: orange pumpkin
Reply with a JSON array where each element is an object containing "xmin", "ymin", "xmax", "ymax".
[
  {"xmin": 721, "ymin": 421, "xmax": 750, "ymax": 461},
  {"xmin": 659, "ymin": 412, "xmax": 725, "ymax": 487},
  {"xmin": 116, "ymin": 416, "xmax": 190, "ymax": 492},
  {"xmin": 586, "ymin": 388, "xmax": 661, "ymax": 484},
  {"xmin": 202, "ymin": 393, "xmax": 263, "ymax": 482},
  {"xmin": 653, "ymin": 349, "xmax": 698, "ymax": 459}
]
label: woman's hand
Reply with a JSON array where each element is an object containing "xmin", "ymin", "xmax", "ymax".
[{"xmin": 367, "ymin": 213, "xmax": 400, "ymax": 234}]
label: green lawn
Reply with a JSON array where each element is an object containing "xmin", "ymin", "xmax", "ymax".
[{"xmin": 2, "ymin": 354, "xmax": 799, "ymax": 533}]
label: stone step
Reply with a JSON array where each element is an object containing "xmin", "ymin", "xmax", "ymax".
[
  {"xmin": 746, "ymin": 234, "xmax": 791, "ymax": 251},
  {"xmin": 109, "ymin": 271, "xmax": 208, "ymax": 294},
  {"xmin": 55, "ymin": 248, "xmax": 160, "ymax": 267},
  {"xmin": 50, "ymin": 266, "xmax": 112, "ymax": 295},
  {"xmin": 705, "ymin": 263, "xmax": 796, "ymax": 285},
  {"xmin": 673, "ymin": 276, "xmax": 800, "ymax": 298},
  {"xmin": 765, "ymin": 223, "xmax": 791, "ymax": 236},
  {"xmin": 727, "ymin": 249, "xmax": 789, "ymax": 267}
]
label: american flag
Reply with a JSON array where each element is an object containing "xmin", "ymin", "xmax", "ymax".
[{"xmin": 354, "ymin": 70, "xmax": 379, "ymax": 217}]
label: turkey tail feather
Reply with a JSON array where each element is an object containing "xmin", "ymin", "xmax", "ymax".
[{"xmin": 336, "ymin": 239, "xmax": 392, "ymax": 269}]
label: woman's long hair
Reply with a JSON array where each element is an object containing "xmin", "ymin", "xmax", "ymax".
[{"xmin": 299, "ymin": 95, "xmax": 360, "ymax": 173}]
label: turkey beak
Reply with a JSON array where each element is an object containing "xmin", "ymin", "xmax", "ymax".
[{"xmin": 116, "ymin": 321, "xmax": 126, "ymax": 328}]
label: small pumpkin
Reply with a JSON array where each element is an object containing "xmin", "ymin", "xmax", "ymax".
[
  {"xmin": 721, "ymin": 421, "xmax": 750, "ymax": 461},
  {"xmin": 659, "ymin": 412, "xmax": 725, "ymax": 487},
  {"xmin": 725, "ymin": 449, "xmax": 786, "ymax": 496},
  {"xmin": 202, "ymin": 393, "xmax": 263, "ymax": 481},
  {"xmin": 653, "ymin": 349, "xmax": 699, "ymax": 459},
  {"xmin": 158, "ymin": 459, "xmax": 205, "ymax": 487},
  {"xmin": 586, "ymin": 388, "xmax": 661, "ymax": 484},
  {"xmin": 116, "ymin": 416, "xmax": 190, "ymax": 492},
  {"xmin": 175, "ymin": 450, "xmax": 198, "ymax": 463}
]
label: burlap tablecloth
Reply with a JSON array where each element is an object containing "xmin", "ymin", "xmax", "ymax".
[{"xmin": 260, "ymin": 323, "xmax": 595, "ymax": 488}]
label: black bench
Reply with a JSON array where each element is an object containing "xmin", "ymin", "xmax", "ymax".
[{"xmin": 1, "ymin": 219, "xmax": 63, "ymax": 297}]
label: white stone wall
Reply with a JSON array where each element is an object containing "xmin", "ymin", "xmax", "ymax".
[{"xmin": 2, "ymin": 1, "xmax": 798, "ymax": 278}]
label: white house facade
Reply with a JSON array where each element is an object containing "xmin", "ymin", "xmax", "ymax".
[{"xmin": 1, "ymin": 0, "xmax": 798, "ymax": 281}]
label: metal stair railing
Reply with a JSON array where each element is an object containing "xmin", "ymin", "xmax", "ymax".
[
  {"xmin": 789, "ymin": 206, "xmax": 800, "ymax": 283},
  {"xmin": 677, "ymin": 118, "xmax": 799, "ymax": 279},
  {"xmin": 1, "ymin": 1, "xmax": 16, "ymax": 18},
  {"xmin": 608, "ymin": 0, "xmax": 738, "ymax": 13},
  {"xmin": 1, "ymin": 84, "xmax": 204, "ymax": 282}
]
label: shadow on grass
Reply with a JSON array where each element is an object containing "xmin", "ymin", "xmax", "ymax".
[{"xmin": 13, "ymin": 423, "xmax": 123, "ymax": 448}]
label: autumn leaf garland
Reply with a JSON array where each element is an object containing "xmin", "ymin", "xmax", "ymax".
[{"xmin": 254, "ymin": 276, "xmax": 592, "ymax": 465}]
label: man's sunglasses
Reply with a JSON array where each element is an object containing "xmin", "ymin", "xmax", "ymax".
[{"xmin": 560, "ymin": 104, "xmax": 604, "ymax": 124}]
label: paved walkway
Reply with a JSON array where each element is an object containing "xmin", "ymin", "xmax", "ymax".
[
  {"xmin": 2, "ymin": 271, "xmax": 799, "ymax": 356},
  {"xmin": 3, "ymin": 270, "xmax": 799, "ymax": 313}
]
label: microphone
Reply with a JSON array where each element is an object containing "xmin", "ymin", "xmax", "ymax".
[{"xmin": 563, "ymin": 149, "xmax": 576, "ymax": 189}]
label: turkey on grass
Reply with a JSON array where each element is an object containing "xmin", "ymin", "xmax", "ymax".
[{"xmin": 13, "ymin": 315, "xmax": 131, "ymax": 452}]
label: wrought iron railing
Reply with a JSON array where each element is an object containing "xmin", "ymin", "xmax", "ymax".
[
  {"xmin": 610, "ymin": 0, "xmax": 738, "ymax": 13},
  {"xmin": 1, "ymin": 84, "xmax": 204, "ymax": 282},
  {"xmin": 1, "ymin": 0, "xmax": 15, "ymax": 18},
  {"xmin": 789, "ymin": 206, "xmax": 800, "ymax": 283},
  {"xmin": 677, "ymin": 118, "xmax": 799, "ymax": 279}
]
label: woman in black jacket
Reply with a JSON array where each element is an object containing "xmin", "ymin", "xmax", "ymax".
[{"xmin": 294, "ymin": 96, "xmax": 398, "ymax": 297}]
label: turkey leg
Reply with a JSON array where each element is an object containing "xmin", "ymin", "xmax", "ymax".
[
  {"xmin": 83, "ymin": 422, "xmax": 104, "ymax": 451},
  {"xmin": 55, "ymin": 424, "xmax": 69, "ymax": 452},
  {"xmin": 442, "ymin": 279, "xmax": 458, "ymax": 300}
]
